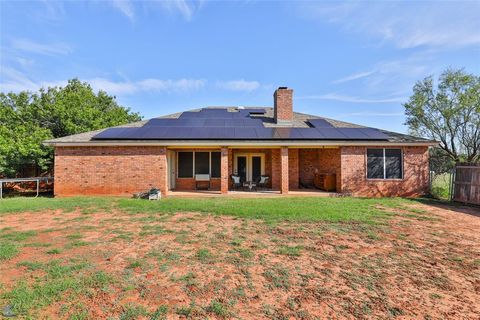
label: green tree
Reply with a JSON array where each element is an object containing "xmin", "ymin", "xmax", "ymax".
[
  {"xmin": 404, "ymin": 69, "xmax": 480, "ymax": 163},
  {"xmin": 0, "ymin": 79, "xmax": 142, "ymax": 177}
]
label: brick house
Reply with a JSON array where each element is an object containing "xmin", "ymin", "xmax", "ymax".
[{"xmin": 44, "ymin": 87, "xmax": 436, "ymax": 197}]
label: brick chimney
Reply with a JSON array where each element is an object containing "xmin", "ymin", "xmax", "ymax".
[{"xmin": 274, "ymin": 87, "xmax": 293, "ymax": 124}]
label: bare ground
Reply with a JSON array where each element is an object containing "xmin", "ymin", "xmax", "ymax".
[{"xmin": 0, "ymin": 201, "xmax": 479, "ymax": 319}]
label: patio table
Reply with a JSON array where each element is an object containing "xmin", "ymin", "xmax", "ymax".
[{"xmin": 243, "ymin": 181, "xmax": 257, "ymax": 192}]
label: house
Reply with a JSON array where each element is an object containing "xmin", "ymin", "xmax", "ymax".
[{"xmin": 44, "ymin": 87, "xmax": 436, "ymax": 197}]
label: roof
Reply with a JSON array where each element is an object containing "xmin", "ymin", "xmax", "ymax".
[{"xmin": 44, "ymin": 107, "xmax": 437, "ymax": 146}]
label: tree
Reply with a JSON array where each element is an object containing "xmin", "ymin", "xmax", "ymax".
[
  {"xmin": 0, "ymin": 79, "xmax": 142, "ymax": 177},
  {"xmin": 404, "ymin": 69, "xmax": 480, "ymax": 163}
]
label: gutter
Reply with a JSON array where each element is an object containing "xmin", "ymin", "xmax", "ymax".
[{"xmin": 43, "ymin": 140, "xmax": 438, "ymax": 147}]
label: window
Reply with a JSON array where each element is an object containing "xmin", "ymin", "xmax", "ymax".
[
  {"xmin": 367, "ymin": 149, "xmax": 384, "ymax": 179},
  {"xmin": 367, "ymin": 148, "xmax": 403, "ymax": 179},
  {"xmin": 211, "ymin": 152, "xmax": 221, "ymax": 178},
  {"xmin": 177, "ymin": 151, "xmax": 222, "ymax": 178},
  {"xmin": 195, "ymin": 152, "xmax": 210, "ymax": 175},
  {"xmin": 178, "ymin": 152, "xmax": 193, "ymax": 178},
  {"xmin": 385, "ymin": 149, "xmax": 402, "ymax": 179}
]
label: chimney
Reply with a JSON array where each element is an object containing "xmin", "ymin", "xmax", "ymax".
[{"xmin": 274, "ymin": 87, "xmax": 293, "ymax": 124}]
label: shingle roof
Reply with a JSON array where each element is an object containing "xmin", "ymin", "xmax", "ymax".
[{"xmin": 44, "ymin": 107, "xmax": 435, "ymax": 145}]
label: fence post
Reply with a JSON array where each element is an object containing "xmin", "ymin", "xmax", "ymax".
[{"xmin": 449, "ymin": 168, "xmax": 454, "ymax": 201}]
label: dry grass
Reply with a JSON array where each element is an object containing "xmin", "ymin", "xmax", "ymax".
[{"xmin": 0, "ymin": 197, "xmax": 479, "ymax": 319}]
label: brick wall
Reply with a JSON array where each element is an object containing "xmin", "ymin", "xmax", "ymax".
[
  {"xmin": 288, "ymin": 148, "xmax": 299, "ymax": 189},
  {"xmin": 54, "ymin": 146, "xmax": 167, "ymax": 196},
  {"xmin": 298, "ymin": 148, "xmax": 341, "ymax": 191},
  {"xmin": 175, "ymin": 178, "xmax": 221, "ymax": 191},
  {"xmin": 271, "ymin": 149, "xmax": 281, "ymax": 190},
  {"xmin": 318, "ymin": 148, "xmax": 341, "ymax": 192},
  {"xmin": 299, "ymin": 149, "xmax": 319, "ymax": 187},
  {"xmin": 340, "ymin": 146, "xmax": 429, "ymax": 197}
]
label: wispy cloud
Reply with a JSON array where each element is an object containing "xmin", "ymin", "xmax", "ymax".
[
  {"xmin": 0, "ymin": 67, "xmax": 206, "ymax": 94},
  {"xmin": 299, "ymin": 2, "xmax": 480, "ymax": 49},
  {"xmin": 35, "ymin": 0, "xmax": 66, "ymax": 22},
  {"xmin": 339, "ymin": 111, "xmax": 404, "ymax": 117},
  {"xmin": 107, "ymin": 0, "xmax": 203, "ymax": 22},
  {"xmin": 332, "ymin": 70, "xmax": 376, "ymax": 84},
  {"xmin": 298, "ymin": 93, "xmax": 406, "ymax": 104},
  {"xmin": 330, "ymin": 50, "xmax": 435, "ymax": 98},
  {"xmin": 11, "ymin": 38, "xmax": 72, "ymax": 56},
  {"xmin": 216, "ymin": 79, "xmax": 261, "ymax": 92},
  {"xmin": 155, "ymin": 0, "xmax": 203, "ymax": 21},
  {"xmin": 110, "ymin": 0, "xmax": 135, "ymax": 21}
]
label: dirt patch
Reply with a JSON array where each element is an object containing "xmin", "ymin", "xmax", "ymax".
[{"xmin": 0, "ymin": 202, "xmax": 479, "ymax": 319}]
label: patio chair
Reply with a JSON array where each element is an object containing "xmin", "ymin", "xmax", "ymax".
[
  {"xmin": 257, "ymin": 175, "xmax": 270, "ymax": 190},
  {"xmin": 231, "ymin": 175, "xmax": 242, "ymax": 191}
]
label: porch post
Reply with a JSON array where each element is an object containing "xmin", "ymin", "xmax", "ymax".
[
  {"xmin": 159, "ymin": 146, "xmax": 168, "ymax": 196},
  {"xmin": 280, "ymin": 146, "xmax": 289, "ymax": 194},
  {"xmin": 221, "ymin": 147, "xmax": 229, "ymax": 194}
]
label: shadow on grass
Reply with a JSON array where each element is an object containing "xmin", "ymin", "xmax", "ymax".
[{"xmin": 412, "ymin": 197, "xmax": 480, "ymax": 218}]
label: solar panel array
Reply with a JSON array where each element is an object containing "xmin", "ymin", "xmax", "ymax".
[
  {"xmin": 307, "ymin": 119, "xmax": 334, "ymax": 128},
  {"xmin": 93, "ymin": 108, "xmax": 390, "ymax": 141}
]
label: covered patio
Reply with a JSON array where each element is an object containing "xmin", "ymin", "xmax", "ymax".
[
  {"xmin": 166, "ymin": 146, "xmax": 341, "ymax": 195},
  {"xmin": 167, "ymin": 189, "xmax": 340, "ymax": 198}
]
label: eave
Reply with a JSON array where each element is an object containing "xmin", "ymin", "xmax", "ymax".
[{"xmin": 44, "ymin": 140, "xmax": 438, "ymax": 148}]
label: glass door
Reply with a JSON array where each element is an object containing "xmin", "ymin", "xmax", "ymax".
[
  {"xmin": 252, "ymin": 156, "xmax": 262, "ymax": 182},
  {"xmin": 237, "ymin": 156, "xmax": 247, "ymax": 183}
]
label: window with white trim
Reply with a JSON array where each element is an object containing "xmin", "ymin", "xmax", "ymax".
[
  {"xmin": 367, "ymin": 148, "xmax": 403, "ymax": 179},
  {"xmin": 177, "ymin": 151, "xmax": 221, "ymax": 178}
]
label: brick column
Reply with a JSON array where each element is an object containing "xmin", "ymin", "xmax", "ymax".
[
  {"xmin": 159, "ymin": 147, "xmax": 169, "ymax": 196},
  {"xmin": 221, "ymin": 147, "xmax": 229, "ymax": 194},
  {"xmin": 288, "ymin": 148, "xmax": 299, "ymax": 190},
  {"xmin": 280, "ymin": 147, "xmax": 289, "ymax": 194}
]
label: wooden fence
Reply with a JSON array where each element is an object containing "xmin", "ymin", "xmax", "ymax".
[{"xmin": 452, "ymin": 165, "xmax": 480, "ymax": 205}]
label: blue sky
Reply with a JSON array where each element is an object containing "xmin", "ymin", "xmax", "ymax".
[{"xmin": 1, "ymin": 0, "xmax": 479, "ymax": 133}]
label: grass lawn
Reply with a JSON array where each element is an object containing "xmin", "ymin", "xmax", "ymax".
[
  {"xmin": 1, "ymin": 196, "xmax": 411, "ymax": 223},
  {"xmin": 0, "ymin": 196, "xmax": 478, "ymax": 319}
]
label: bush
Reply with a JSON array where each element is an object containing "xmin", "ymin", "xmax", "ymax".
[{"xmin": 430, "ymin": 173, "xmax": 451, "ymax": 200}]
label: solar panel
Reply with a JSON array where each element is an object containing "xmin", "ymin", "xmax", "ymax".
[
  {"xmin": 92, "ymin": 107, "xmax": 391, "ymax": 141},
  {"xmin": 93, "ymin": 126, "xmax": 391, "ymax": 140},
  {"xmin": 242, "ymin": 119, "xmax": 263, "ymax": 127},
  {"xmin": 145, "ymin": 119, "xmax": 177, "ymax": 126},
  {"xmin": 273, "ymin": 128, "xmax": 294, "ymax": 139},
  {"xmin": 205, "ymin": 127, "xmax": 235, "ymax": 139},
  {"xmin": 288, "ymin": 129, "xmax": 304, "ymax": 139},
  {"xmin": 295, "ymin": 128, "xmax": 326, "ymax": 139},
  {"xmin": 358, "ymin": 128, "xmax": 390, "ymax": 139},
  {"xmin": 200, "ymin": 109, "xmax": 229, "ymax": 116},
  {"xmin": 94, "ymin": 128, "xmax": 131, "ymax": 139},
  {"xmin": 255, "ymin": 128, "xmax": 275, "ymax": 139},
  {"xmin": 146, "ymin": 118, "xmax": 207, "ymax": 127},
  {"xmin": 178, "ymin": 112, "xmax": 199, "ymax": 119},
  {"xmin": 204, "ymin": 119, "xmax": 226, "ymax": 127},
  {"xmin": 315, "ymin": 128, "xmax": 348, "ymax": 139},
  {"xmin": 336, "ymin": 128, "xmax": 369, "ymax": 139},
  {"xmin": 234, "ymin": 128, "xmax": 258, "ymax": 139},
  {"xmin": 308, "ymin": 119, "xmax": 334, "ymax": 128}
]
